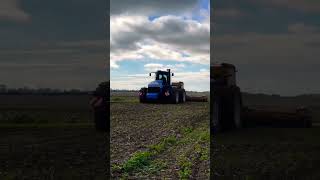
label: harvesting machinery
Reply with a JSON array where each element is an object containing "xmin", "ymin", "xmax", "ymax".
[
  {"xmin": 211, "ymin": 63, "xmax": 312, "ymax": 133},
  {"xmin": 139, "ymin": 69, "xmax": 186, "ymax": 103}
]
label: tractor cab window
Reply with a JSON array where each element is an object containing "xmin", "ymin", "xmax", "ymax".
[
  {"xmin": 156, "ymin": 72, "xmax": 168, "ymax": 84},
  {"xmin": 212, "ymin": 68, "xmax": 228, "ymax": 86}
]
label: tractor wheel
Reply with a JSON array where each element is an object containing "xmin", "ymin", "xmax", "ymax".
[
  {"xmin": 212, "ymin": 88, "xmax": 238, "ymax": 132},
  {"xmin": 171, "ymin": 90, "xmax": 179, "ymax": 104},
  {"xmin": 241, "ymin": 106, "xmax": 250, "ymax": 128},
  {"xmin": 223, "ymin": 94, "xmax": 235, "ymax": 130},
  {"xmin": 212, "ymin": 96, "xmax": 222, "ymax": 133},
  {"xmin": 140, "ymin": 98, "xmax": 146, "ymax": 103},
  {"xmin": 233, "ymin": 89, "xmax": 242, "ymax": 129},
  {"xmin": 179, "ymin": 90, "xmax": 186, "ymax": 103},
  {"xmin": 139, "ymin": 88, "xmax": 147, "ymax": 103},
  {"xmin": 304, "ymin": 117, "xmax": 312, "ymax": 128},
  {"xmin": 94, "ymin": 109, "xmax": 108, "ymax": 132},
  {"xmin": 139, "ymin": 97, "xmax": 145, "ymax": 103}
]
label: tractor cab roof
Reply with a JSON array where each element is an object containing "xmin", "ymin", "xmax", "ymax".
[
  {"xmin": 211, "ymin": 63, "xmax": 237, "ymax": 76},
  {"xmin": 212, "ymin": 63, "xmax": 236, "ymax": 70},
  {"xmin": 156, "ymin": 69, "xmax": 170, "ymax": 73}
]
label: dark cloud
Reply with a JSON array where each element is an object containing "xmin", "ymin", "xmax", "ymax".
[
  {"xmin": 0, "ymin": 0, "xmax": 108, "ymax": 90},
  {"xmin": 250, "ymin": 0, "xmax": 320, "ymax": 13},
  {"xmin": 212, "ymin": 0, "xmax": 320, "ymax": 95},
  {"xmin": 110, "ymin": 0, "xmax": 198, "ymax": 16},
  {"xmin": 0, "ymin": 0, "xmax": 30, "ymax": 22},
  {"xmin": 111, "ymin": 15, "xmax": 209, "ymax": 54}
]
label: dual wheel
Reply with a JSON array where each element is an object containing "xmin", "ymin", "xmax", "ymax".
[
  {"xmin": 212, "ymin": 88, "xmax": 242, "ymax": 133},
  {"xmin": 139, "ymin": 88, "xmax": 186, "ymax": 104},
  {"xmin": 171, "ymin": 89, "xmax": 186, "ymax": 104}
]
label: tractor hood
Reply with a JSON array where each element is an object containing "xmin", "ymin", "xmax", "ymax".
[{"xmin": 148, "ymin": 80, "xmax": 163, "ymax": 88}]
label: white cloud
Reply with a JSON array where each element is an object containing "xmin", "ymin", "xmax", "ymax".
[
  {"xmin": 110, "ymin": 14, "xmax": 209, "ymax": 69},
  {"xmin": 110, "ymin": 60, "xmax": 119, "ymax": 69},
  {"xmin": 144, "ymin": 63, "xmax": 186, "ymax": 72},
  {"xmin": 111, "ymin": 69, "xmax": 209, "ymax": 91}
]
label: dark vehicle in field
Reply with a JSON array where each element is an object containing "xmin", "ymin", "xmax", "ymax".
[
  {"xmin": 90, "ymin": 82, "xmax": 109, "ymax": 131},
  {"xmin": 211, "ymin": 63, "xmax": 242, "ymax": 132},
  {"xmin": 211, "ymin": 63, "xmax": 312, "ymax": 133},
  {"xmin": 139, "ymin": 69, "xmax": 186, "ymax": 103}
]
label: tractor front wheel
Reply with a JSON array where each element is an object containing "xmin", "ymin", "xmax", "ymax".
[{"xmin": 139, "ymin": 88, "xmax": 147, "ymax": 103}]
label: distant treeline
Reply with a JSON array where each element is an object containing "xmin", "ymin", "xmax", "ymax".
[
  {"xmin": 110, "ymin": 89, "xmax": 210, "ymax": 93},
  {"xmin": 110, "ymin": 89, "xmax": 138, "ymax": 92},
  {"xmin": 1, "ymin": 84, "xmax": 318, "ymax": 97},
  {"xmin": 0, "ymin": 85, "xmax": 91, "ymax": 95},
  {"xmin": 241, "ymin": 92, "xmax": 320, "ymax": 98}
]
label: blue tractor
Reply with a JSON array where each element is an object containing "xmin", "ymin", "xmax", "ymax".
[{"xmin": 139, "ymin": 69, "xmax": 186, "ymax": 103}]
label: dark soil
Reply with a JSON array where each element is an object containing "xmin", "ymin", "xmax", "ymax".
[
  {"xmin": 212, "ymin": 127, "xmax": 320, "ymax": 179},
  {"xmin": 111, "ymin": 98, "xmax": 210, "ymax": 179},
  {"xmin": 0, "ymin": 126, "xmax": 108, "ymax": 180}
]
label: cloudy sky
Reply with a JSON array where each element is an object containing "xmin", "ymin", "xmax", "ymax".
[
  {"xmin": 212, "ymin": 0, "xmax": 320, "ymax": 96},
  {"xmin": 110, "ymin": 0, "xmax": 210, "ymax": 92},
  {"xmin": 0, "ymin": 0, "xmax": 107, "ymax": 90},
  {"xmin": 1, "ymin": 0, "xmax": 319, "ymax": 95}
]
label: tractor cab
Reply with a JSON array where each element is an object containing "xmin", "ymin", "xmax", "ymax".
[
  {"xmin": 211, "ymin": 63, "xmax": 236, "ymax": 87},
  {"xmin": 150, "ymin": 69, "xmax": 174, "ymax": 85}
]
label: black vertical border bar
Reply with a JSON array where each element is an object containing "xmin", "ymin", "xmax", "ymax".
[
  {"xmin": 105, "ymin": 0, "xmax": 111, "ymax": 178},
  {"xmin": 210, "ymin": 0, "xmax": 214, "ymax": 179}
]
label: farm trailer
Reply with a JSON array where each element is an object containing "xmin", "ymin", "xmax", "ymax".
[{"xmin": 211, "ymin": 63, "xmax": 312, "ymax": 133}]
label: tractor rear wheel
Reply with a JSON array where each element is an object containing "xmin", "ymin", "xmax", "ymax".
[
  {"xmin": 179, "ymin": 90, "xmax": 186, "ymax": 103},
  {"xmin": 303, "ymin": 116, "xmax": 312, "ymax": 128},
  {"xmin": 213, "ymin": 95, "xmax": 233, "ymax": 132},
  {"xmin": 212, "ymin": 86, "xmax": 242, "ymax": 132},
  {"xmin": 233, "ymin": 88, "xmax": 242, "ymax": 129},
  {"xmin": 212, "ymin": 96, "xmax": 222, "ymax": 133},
  {"xmin": 171, "ymin": 90, "xmax": 179, "ymax": 104}
]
